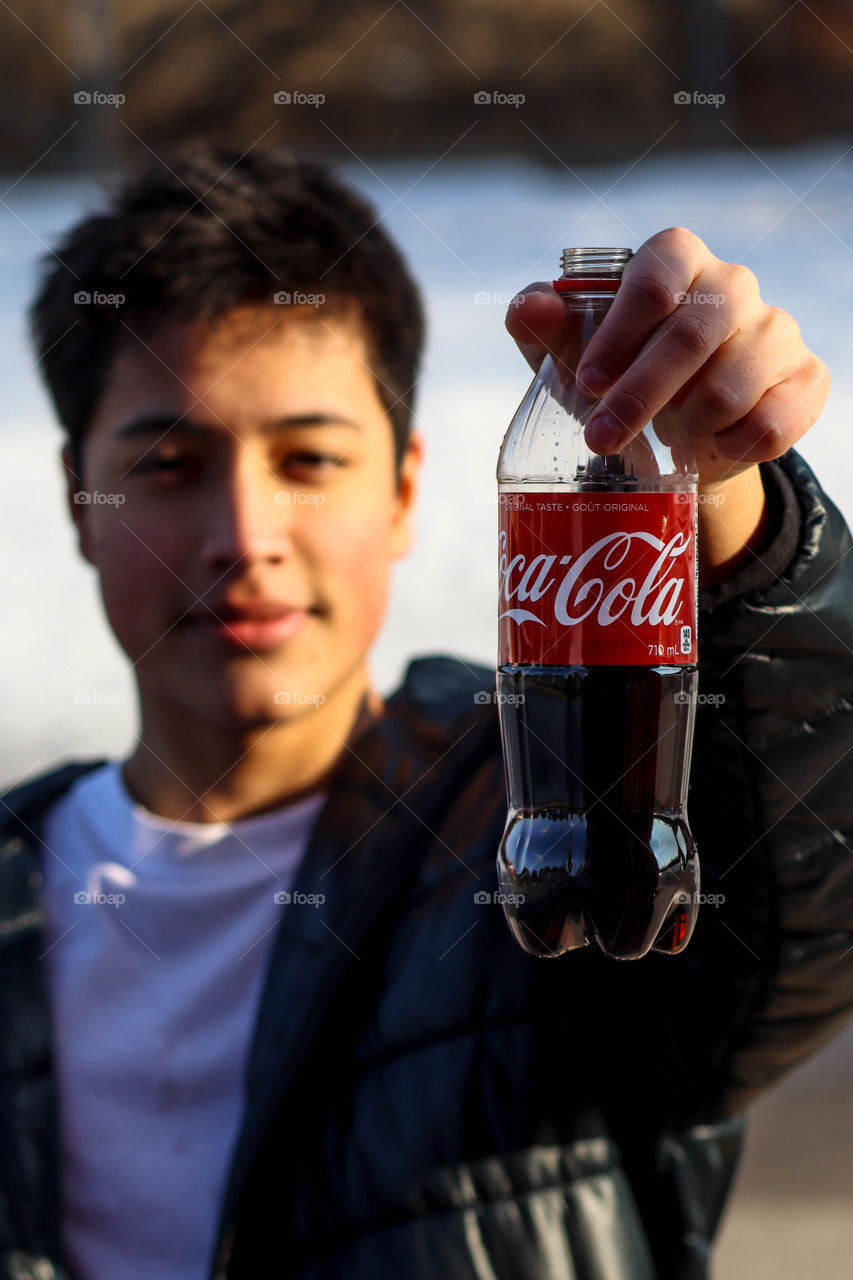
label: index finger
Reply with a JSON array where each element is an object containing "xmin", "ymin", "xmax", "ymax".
[{"xmin": 575, "ymin": 228, "xmax": 708, "ymax": 396}]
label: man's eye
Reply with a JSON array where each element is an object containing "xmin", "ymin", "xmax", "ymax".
[
  {"xmin": 282, "ymin": 451, "xmax": 344, "ymax": 475},
  {"xmin": 132, "ymin": 455, "xmax": 191, "ymax": 474}
]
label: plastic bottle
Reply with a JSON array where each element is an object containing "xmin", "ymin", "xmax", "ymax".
[{"xmin": 496, "ymin": 247, "xmax": 700, "ymax": 961}]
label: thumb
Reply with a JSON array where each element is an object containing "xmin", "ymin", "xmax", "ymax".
[{"xmin": 505, "ymin": 284, "xmax": 567, "ymax": 373}]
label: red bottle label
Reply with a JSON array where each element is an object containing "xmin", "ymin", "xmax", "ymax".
[{"xmin": 498, "ymin": 491, "xmax": 697, "ymax": 666}]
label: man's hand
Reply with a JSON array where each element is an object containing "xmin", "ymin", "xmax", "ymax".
[{"xmin": 505, "ymin": 227, "xmax": 830, "ymax": 581}]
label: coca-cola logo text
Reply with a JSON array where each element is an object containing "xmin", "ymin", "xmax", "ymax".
[
  {"xmin": 497, "ymin": 492, "xmax": 697, "ymax": 666},
  {"xmin": 499, "ymin": 528, "xmax": 690, "ymax": 629}
]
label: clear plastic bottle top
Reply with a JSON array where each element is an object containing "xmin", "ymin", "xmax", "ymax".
[
  {"xmin": 554, "ymin": 246, "xmax": 633, "ymax": 297},
  {"xmin": 498, "ymin": 247, "xmax": 698, "ymax": 489}
]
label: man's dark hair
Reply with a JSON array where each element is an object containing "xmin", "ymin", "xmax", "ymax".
[{"xmin": 28, "ymin": 142, "xmax": 426, "ymax": 483}]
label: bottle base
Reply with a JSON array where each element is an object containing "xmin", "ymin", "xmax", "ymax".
[{"xmin": 497, "ymin": 809, "xmax": 698, "ymax": 961}]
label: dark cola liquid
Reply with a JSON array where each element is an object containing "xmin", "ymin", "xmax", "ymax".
[{"xmin": 497, "ymin": 663, "xmax": 699, "ymax": 960}]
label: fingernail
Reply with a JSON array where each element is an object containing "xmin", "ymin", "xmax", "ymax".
[
  {"xmin": 576, "ymin": 364, "xmax": 607, "ymax": 395},
  {"xmin": 586, "ymin": 412, "xmax": 625, "ymax": 454}
]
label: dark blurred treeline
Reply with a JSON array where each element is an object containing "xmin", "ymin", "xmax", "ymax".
[{"xmin": 1, "ymin": 0, "xmax": 851, "ymax": 173}]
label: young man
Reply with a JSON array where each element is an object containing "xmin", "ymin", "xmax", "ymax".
[{"xmin": 2, "ymin": 143, "xmax": 852, "ymax": 1280}]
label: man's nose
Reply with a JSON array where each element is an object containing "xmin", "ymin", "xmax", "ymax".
[{"xmin": 200, "ymin": 461, "xmax": 293, "ymax": 570}]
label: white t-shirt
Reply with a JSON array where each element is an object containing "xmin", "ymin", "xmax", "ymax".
[{"xmin": 41, "ymin": 761, "xmax": 326, "ymax": 1280}]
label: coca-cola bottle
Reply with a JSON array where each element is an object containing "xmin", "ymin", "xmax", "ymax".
[{"xmin": 496, "ymin": 247, "xmax": 700, "ymax": 961}]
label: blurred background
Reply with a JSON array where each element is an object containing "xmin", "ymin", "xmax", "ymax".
[{"xmin": 1, "ymin": 1, "xmax": 853, "ymax": 1275}]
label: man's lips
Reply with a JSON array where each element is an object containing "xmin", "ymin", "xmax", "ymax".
[{"xmin": 191, "ymin": 602, "xmax": 314, "ymax": 651}]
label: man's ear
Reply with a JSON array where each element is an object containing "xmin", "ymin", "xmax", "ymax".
[
  {"xmin": 62, "ymin": 444, "xmax": 96, "ymax": 566},
  {"xmin": 390, "ymin": 429, "xmax": 424, "ymax": 561}
]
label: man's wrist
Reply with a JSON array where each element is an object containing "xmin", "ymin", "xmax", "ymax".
[
  {"xmin": 697, "ymin": 467, "xmax": 770, "ymax": 588},
  {"xmin": 697, "ymin": 456, "xmax": 802, "ymax": 612}
]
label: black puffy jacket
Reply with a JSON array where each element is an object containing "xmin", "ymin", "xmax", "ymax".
[{"xmin": 2, "ymin": 451, "xmax": 853, "ymax": 1280}]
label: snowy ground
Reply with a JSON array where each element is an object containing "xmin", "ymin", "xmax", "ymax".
[{"xmin": 2, "ymin": 142, "xmax": 853, "ymax": 1275}]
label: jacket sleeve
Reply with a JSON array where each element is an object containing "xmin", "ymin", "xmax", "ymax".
[{"xmin": 609, "ymin": 449, "xmax": 853, "ymax": 1126}]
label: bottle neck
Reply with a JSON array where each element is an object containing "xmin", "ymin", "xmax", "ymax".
[{"xmin": 554, "ymin": 246, "xmax": 632, "ymax": 302}]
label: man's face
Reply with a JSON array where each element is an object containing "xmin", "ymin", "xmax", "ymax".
[{"xmin": 67, "ymin": 306, "xmax": 422, "ymax": 731}]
